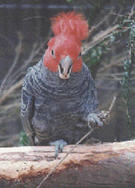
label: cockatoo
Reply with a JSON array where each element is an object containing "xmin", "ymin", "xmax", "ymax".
[{"xmin": 21, "ymin": 12, "xmax": 103, "ymax": 157}]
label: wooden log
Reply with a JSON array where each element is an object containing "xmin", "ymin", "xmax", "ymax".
[{"xmin": 0, "ymin": 140, "xmax": 135, "ymax": 188}]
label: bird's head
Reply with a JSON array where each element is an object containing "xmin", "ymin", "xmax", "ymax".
[{"xmin": 44, "ymin": 12, "xmax": 89, "ymax": 79}]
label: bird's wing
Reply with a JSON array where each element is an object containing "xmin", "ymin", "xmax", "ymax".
[
  {"xmin": 88, "ymin": 71, "xmax": 99, "ymax": 112},
  {"xmin": 21, "ymin": 69, "xmax": 35, "ymax": 145},
  {"xmin": 84, "ymin": 63, "xmax": 99, "ymax": 112},
  {"xmin": 82, "ymin": 64, "xmax": 104, "ymax": 128}
]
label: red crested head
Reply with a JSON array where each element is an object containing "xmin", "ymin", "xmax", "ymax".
[
  {"xmin": 44, "ymin": 11, "xmax": 89, "ymax": 79},
  {"xmin": 51, "ymin": 11, "xmax": 89, "ymax": 41}
]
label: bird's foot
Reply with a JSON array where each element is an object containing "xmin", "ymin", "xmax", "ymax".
[
  {"xmin": 49, "ymin": 139, "xmax": 67, "ymax": 158},
  {"xmin": 87, "ymin": 113, "xmax": 104, "ymax": 129}
]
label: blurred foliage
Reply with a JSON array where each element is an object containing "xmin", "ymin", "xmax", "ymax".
[
  {"xmin": 83, "ymin": 41, "xmax": 110, "ymax": 78},
  {"xmin": 66, "ymin": 0, "xmax": 72, "ymax": 2},
  {"xmin": 120, "ymin": 19, "xmax": 135, "ymax": 137},
  {"xmin": 19, "ymin": 131, "xmax": 29, "ymax": 146},
  {"xmin": 82, "ymin": 13, "xmax": 135, "ymax": 139},
  {"xmin": 85, "ymin": 44, "xmax": 107, "ymax": 66}
]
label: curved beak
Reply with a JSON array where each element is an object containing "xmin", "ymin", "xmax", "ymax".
[{"xmin": 58, "ymin": 56, "xmax": 72, "ymax": 79}]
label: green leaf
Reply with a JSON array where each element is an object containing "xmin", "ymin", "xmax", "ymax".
[{"xmin": 19, "ymin": 131, "xmax": 29, "ymax": 146}]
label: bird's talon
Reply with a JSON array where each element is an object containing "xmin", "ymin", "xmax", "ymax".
[
  {"xmin": 87, "ymin": 113, "xmax": 104, "ymax": 128},
  {"xmin": 50, "ymin": 139, "xmax": 67, "ymax": 158}
]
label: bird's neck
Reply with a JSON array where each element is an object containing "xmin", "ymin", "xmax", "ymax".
[{"xmin": 41, "ymin": 58, "xmax": 86, "ymax": 89}]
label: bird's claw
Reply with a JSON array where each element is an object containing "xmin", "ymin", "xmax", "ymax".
[
  {"xmin": 50, "ymin": 139, "xmax": 67, "ymax": 158},
  {"xmin": 87, "ymin": 113, "xmax": 104, "ymax": 129}
]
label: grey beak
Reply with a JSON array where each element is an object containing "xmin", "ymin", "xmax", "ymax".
[{"xmin": 58, "ymin": 56, "xmax": 72, "ymax": 79}]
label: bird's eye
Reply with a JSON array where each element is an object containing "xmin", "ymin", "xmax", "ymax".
[{"xmin": 51, "ymin": 49, "xmax": 55, "ymax": 57}]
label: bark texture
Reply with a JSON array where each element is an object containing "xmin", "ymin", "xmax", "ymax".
[{"xmin": 0, "ymin": 140, "xmax": 135, "ymax": 188}]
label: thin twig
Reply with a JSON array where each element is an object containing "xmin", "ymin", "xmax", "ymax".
[
  {"xmin": 82, "ymin": 25, "xmax": 119, "ymax": 56},
  {"xmin": 0, "ymin": 32, "xmax": 23, "ymax": 95},
  {"xmin": 109, "ymin": 96, "xmax": 117, "ymax": 112},
  {"xmin": 0, "ymin": 79, "xmax": 23, "ymax": 105},
  {"xmin": 0, "ymin": 102, "xmax": 19, "ymax": 112},
  {"xmin": 0, "ymin": 134, "xmax": 20, "ymax": 147},
  {"xmin": 128, "ymin": 3, "xmax": 135, "ymax": 19},
  {"xmin": 90, "ymin": 10, "xmax": 113, "ymax": 34},
  {"xmin": 99, "ymin": 55, "xmax": 126, "ymax": 73}
]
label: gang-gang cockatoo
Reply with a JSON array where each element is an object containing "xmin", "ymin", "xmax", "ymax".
[{"xmin": 21, "ymin": 12, "xmax": 103, "ymax": 157}]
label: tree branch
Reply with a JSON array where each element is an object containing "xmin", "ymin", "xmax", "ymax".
[{"xmin": 0, "ymin": 140, "xmax": 135, "ymax": 188}]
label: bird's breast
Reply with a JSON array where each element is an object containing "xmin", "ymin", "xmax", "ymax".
[{"xmin": 34, "ymin": 94, "xmax": 83, "ymax": 118}]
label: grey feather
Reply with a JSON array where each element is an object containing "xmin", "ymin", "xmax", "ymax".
[{"xmin": 21, "ymin": 57, "xmax": 99, "ymax": 145}]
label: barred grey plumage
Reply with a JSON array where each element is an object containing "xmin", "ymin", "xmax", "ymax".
[{"xmin": 21, "ymin": 57, "xmax": 100, "ymax": 145}]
